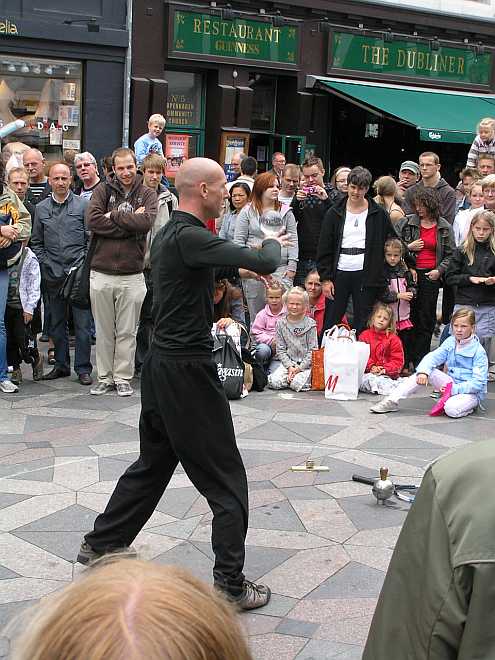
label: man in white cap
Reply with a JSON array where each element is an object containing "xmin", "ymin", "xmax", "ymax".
[{"xmin": 396, "ymin": 160, "xmax": 420, "ymax": 203}]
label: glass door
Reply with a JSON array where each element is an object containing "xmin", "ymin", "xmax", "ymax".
[{"xmin": 283, "ymin": 136, "xmax": 305, "ymax": 165}]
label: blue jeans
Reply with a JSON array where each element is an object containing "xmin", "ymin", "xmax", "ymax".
[
  {"xmin": 48, "ymin": 288, "xmax": 92, "ymax": 375},
  {"xmin": 0, "ymin": 270, "xmax": 8, "ymax": 380},
  {"xmin": 255, "ymin": 343, "xmax": 273, "ymax": 365}
]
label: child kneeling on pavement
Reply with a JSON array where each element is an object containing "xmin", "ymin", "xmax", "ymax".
[
  {"xmin": 5, "ymin": 243, "xmax": 43, "ymax": 389},
  {"xmin": 268, "ymin": 287, "xmax": 317, "ymax": 392},
  {"xmin": 370, "ymin": 307, "xmax": 488, "ymax": 418}
]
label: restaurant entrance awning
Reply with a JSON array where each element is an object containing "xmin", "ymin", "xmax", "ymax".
[{"xmin": 309, "ymin": 76, "xmax": 495, "ymax": 144}]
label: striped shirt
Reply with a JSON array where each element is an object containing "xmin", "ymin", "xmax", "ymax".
[{"xmin": 28, "ymin": 181, "xmax": 48, "ymax": 202}]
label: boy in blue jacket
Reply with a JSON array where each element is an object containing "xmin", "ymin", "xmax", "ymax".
[{"xmin": 370, "ymin": 307, "xmax": 488, "ymax": 418}]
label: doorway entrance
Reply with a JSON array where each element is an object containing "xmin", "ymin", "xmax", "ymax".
[{"xmin": 249, "ymin": 134, "xmax": 306, "ymax": 173}]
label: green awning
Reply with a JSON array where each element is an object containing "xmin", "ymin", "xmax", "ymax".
[{"xmin": 316, "ymin": 78, "xmax": 495, "ymax": 144}]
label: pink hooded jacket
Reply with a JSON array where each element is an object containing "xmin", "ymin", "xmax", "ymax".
[{"xmin": 251, "ymin": 304, "xmax": 287, "ymax": 345}]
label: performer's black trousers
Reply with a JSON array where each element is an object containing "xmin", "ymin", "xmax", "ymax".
[{"xmin": 85, "ymin": 350, "xmax": 248, "ymax": 596}]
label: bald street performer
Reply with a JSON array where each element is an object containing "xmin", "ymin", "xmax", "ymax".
[{"xmin": 77, "ymin": 158, "xmax": 286, "ymax": 610}]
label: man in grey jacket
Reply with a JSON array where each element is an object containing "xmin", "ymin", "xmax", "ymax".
[
  {"xmin": 31, "ymin": 162, "xmax": 93, "ymax": 385},
  {"xmin": 403, "ymin": 151, "xmax": 456, "ymax": 224}
]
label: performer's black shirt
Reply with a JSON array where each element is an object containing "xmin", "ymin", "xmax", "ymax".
[{"xmin": 151, "ymin": 210, "xmax": 281, "ymax": 357}]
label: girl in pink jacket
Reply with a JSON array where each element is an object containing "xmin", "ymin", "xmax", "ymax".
[{"xmin": 250, "ymin": 281, "xmax": 286, "ymax": 370}]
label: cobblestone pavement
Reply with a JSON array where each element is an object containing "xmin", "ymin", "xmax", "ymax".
[{"xmin": 0, "ymin": 366, "xmax": 493, "ymax": 659}]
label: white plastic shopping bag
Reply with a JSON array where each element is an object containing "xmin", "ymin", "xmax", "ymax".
[{"xmin": 322, "ymin": 325, "xmax": 370, "ymax": 400}]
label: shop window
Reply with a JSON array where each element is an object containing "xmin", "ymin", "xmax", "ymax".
[
  {"xmin": 0, "ymin": 55, "xmax": 82, "ymax": 160},
  {"xmin": 166, "ymin": 71, "xmax": 203, "ymax": 128},
  {"xmin": 164, "ymin": 71, "xmax": 205, "ymax": 179},
  {"xmin": 251, "ymin": 76, "xmax": 276, "ymax": 132}
]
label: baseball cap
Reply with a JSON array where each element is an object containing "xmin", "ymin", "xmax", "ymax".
[{"xmin": 400, "ymin": 160, "xmax": 420, "ymax": 176}]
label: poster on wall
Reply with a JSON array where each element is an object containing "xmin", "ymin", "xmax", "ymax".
[
  {"xmin": 49, "ymin": 126, "xmax": 63, "ymax": 146},
  {"xmin": 222, "ymin": 134, "xmax": 250, "ymax": 182},
  {"xmin": 60, "ymin": 83, "xmax": 77, "ymax": 102},
  {"xmin": 58, "ymin": 105, "xmax": 79, "ymax": 127},
  {"xmin": 165, "ymin": 134, "xmax": 189, "ymax": 178}
]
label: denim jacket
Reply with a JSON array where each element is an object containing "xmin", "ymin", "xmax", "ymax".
[{"xmin": 417, "ymin": 334, "xmax": 488, "ymax": 398}]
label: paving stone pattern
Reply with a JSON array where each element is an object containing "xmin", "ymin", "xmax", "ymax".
[{"xmin": 0, "ymin": 367, "xmax": 493, "ymax": 659}]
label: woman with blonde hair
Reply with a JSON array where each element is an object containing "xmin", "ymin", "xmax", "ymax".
[
  {"xmin": 330, "ymin": 166, "xmax": 351, "ymax": 193},
  {"xmin": 234, "ymin": 170, "xmax": 298, "ymax": 322},
  {"xmin": 9, "ymin": 560, "xmax": 253, "ymax": 660},
  {"xmin": 446, "ymin": 209, "xmax": 495, "ymax": 349},
  {"xmin": 373, "ymin": 175, "xmax": 405, "ymax": 224}
]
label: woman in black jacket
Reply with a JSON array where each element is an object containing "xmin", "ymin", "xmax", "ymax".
[
  {"xmin": 445, "ymin": 209, "xmax": 495, "ymax": 349},
  {"xmin": 317, "ymin": 166, "xmax": 396, "ymax": 334},
  {"xmin": 395, "ymin": 187, "xmax": 454, "ymax": 366}
]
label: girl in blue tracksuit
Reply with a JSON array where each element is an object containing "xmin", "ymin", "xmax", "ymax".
[{"xmin": 370, "ymin": 307, "xmax": 488, "ymax": 418}]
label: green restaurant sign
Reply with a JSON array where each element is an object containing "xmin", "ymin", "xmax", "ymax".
[
  {"xmin": 170, "ymin": 9, "xmax": 299, "ymax": 66},
  {"xmin": 331, "ymin": 32, "xmax": 492, "ymax": 86}
]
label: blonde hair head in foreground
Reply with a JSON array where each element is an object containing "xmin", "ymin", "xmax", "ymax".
[{"xmin": 9, "ymin": 559, "xmax": 253, "ymax": 660}]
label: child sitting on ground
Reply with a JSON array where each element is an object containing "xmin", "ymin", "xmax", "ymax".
[
  {"xmin": 268, "ymin": 287, "xmax": 317, "ymax": 392},
  {"xmin": 359, "ymin": 303, "xmax": 404, "ymax": 396},
  {"xmin": 378, "ymin": 238, "xmax": 416, "ymax": 375},
  {"xmin": 5, "ymin": 243, "xmax": 43, "ymax": 388},
  {"xmin": 250, "ymin": 281, "xmax": 286, "ymax": 369},
  {"xmin": 370, "ymin": 307, "xmax": 488, "ymax": 418}
]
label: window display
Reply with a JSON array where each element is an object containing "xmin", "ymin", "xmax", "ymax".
[
  {"xmin": 0, "ymin": 55, "xmax": 81, "ymax": 159},
  {"xmin": 165, "ymin": 71, "xmax": 202, "ymax": 128}
]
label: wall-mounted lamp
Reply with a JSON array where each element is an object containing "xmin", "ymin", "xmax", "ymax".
[
  {"xmin": 430, "ymin": 37, "xmax": 440, "ymax": 51},
  {"xmin": 65, "ymin": 67, "xmax": 71, "ymax": 75},
  {"xmin": 475, "ymin": 42, "xmax": 486, "ymax": 57},
  {"xmin": 221, "ymin": 4, "xmax": 235, "ymax": 21},
  {"xmin": 272, "ymin": 11, "xmax": 285, "ymax": 27},
  {"xmin": 45, "ymin": 66, "xmax": 53, "ymax": 75},
  {"xmin": 20, "ymin": 63, "xmax": 30, "ymax": 73},
  {"xmin": 7, "ymin": 64, "xmax": 15, "ymax": 72},
  {"xmin": 318, "ymin": 17, "xmax": 331, "ymax": 33},
  {"xmin": 33, "ymin": 65, "xmax": 41, "ymax": 74}
]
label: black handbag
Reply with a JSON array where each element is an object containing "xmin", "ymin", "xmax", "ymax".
[
  {"xmin": 212, "ymin": 333, "xmax": 245, "ymax": 400},
  {"xmin": 58, "ymin": 236, "xmax": 97, "ymax": 309}
]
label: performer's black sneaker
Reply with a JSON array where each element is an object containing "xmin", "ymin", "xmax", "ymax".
[
  {"xmin": 76, "ymin": 541, "xmax": 137, "ymax": 565},
  {"xmin": 229, "ymin": 580, "xmax": 272, "ymax": 610}
]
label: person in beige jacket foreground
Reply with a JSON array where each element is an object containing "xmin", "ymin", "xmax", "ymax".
[{"xmin": 364, "ymin": 438, "xmax": 495, "ymax": 659}]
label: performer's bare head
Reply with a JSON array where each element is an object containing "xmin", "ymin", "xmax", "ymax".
[{"xmin": 175, "ymin": 157, "xmax": 228, "ymax": 222}]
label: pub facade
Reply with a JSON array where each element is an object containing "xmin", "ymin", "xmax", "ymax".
[{"xmin": 131, "ymin": 0, "xmax": 495, "ymax": 181}]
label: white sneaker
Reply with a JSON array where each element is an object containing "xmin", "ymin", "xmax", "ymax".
[
  {"xmin": 116, "ymin": 382, "xmax": 133, "ymax": 397},
  {"xmin": 0, "ymin": 379, "xmax": 18, "ymax": 393},
  {"xmin": 370, "ymin": 398, "xmax": 399, "ymax": 414}
]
